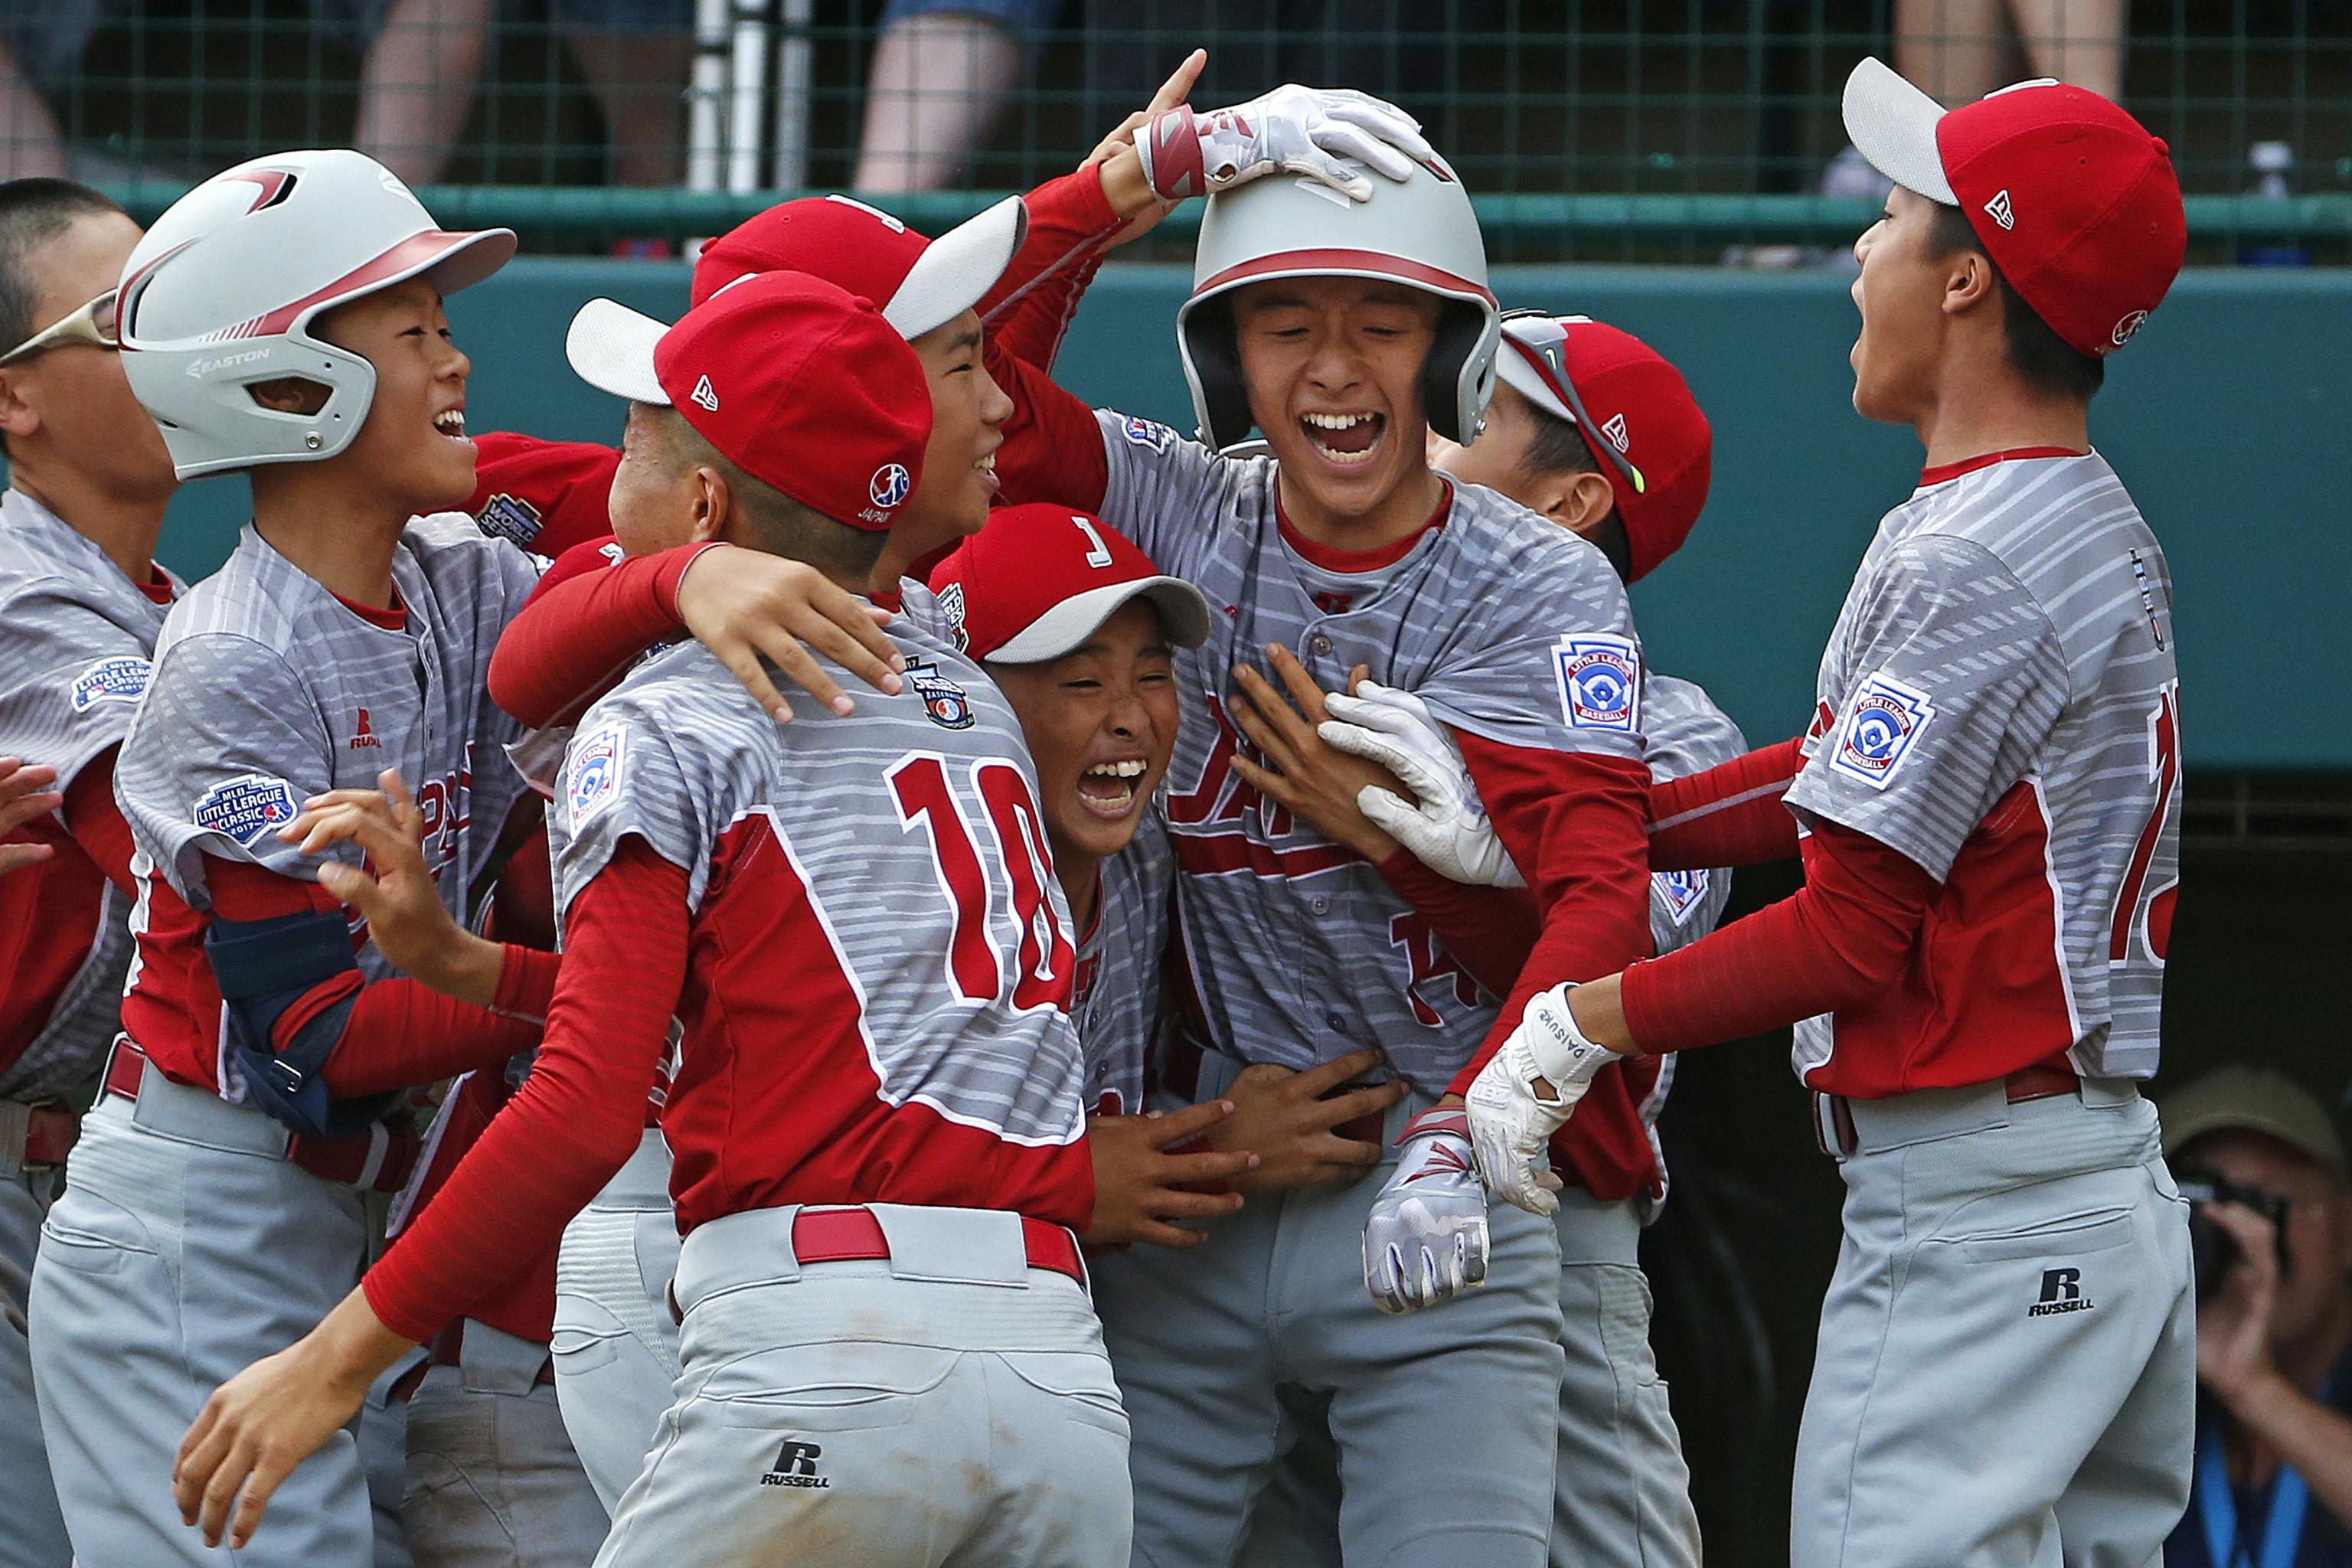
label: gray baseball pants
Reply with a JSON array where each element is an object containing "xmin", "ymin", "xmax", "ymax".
[
  {"xmin": 402, "ymin": 1321, "xmax": 609, "ymax": 1566},
  {"xmin": 593, "ymin": 1203, "xmax": 1132, "ymax": 1568},
  {"xmin": 551, "ymin": 1129, "xmax": 682, "ymax": 1513},
  {"xmin": 1233, "ymin": 1189, "xmax": 1700, "ymax": 1568},
  {"xmin": 0, "ymin": 1123, "xmax": 70, "ymax": 1568},
  {"xmin": 31, "ymin": 1076, "xmax": 378, "ymax": 1566},
  {"xmin": 1791, "ymin": 1080, "xmax": 2194, "ymax": 1568},
  {"xmin": 1095, "ymin": 1057, "xmax": 1566, "ymax": 1568}
]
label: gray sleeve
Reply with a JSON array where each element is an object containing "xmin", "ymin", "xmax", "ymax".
[
  {"xmin": 550, "ymin": 697, "xmax": 739, "ymax": 926},
  {"xmin": 1091, "ymin": 408, "xmax": 1241, "ymax": 580},
  {"xmin": 1783, "ymin": 534, "xmax": 2068, "ymax": 880},
  {"xmin": 112, "ymin": 633, "xmax": 338, "ymax": 904},
  {"xmin": 0, "ymin": 581, "xmax": 155, "ymax": 790},
  {"xmin": 1413, "ymin": 541, "xmax": 1649, "ymax": 768}
]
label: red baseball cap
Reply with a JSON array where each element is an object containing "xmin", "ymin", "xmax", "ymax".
[
  {"xmin": 564, "ymin": 272, "xmax": 930, "ymax": 531},
  {"xmin": 927, "ymin": 503, "xmax": 1211, "ymax": 663},
  {"xmin": 691, "ymin": 193, "xmax": 1028, "ymax": 338},
  {"xmin": 1494, "ymin": 312, "xmax": 1713, "ymax": 583},
  {"xmin": 1843, "ymin": 57, "xmax": 2186, "ymax": 358}
]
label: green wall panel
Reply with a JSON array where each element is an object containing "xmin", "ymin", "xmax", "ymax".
[{"xmin": 150, "ymin": 262, "xmax": 2350, "ymax": 768}]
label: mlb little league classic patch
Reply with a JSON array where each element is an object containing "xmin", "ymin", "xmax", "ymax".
[
  {"xmin": 192, "ymin": 775, "xmax": 300, "ymax": 846},
  {"xmin": 1831, "ymin": 672, "xmax": 1938, "ymax": 789},
  {"xmin": 1551, "ymin": 634, "xmax": 1642, "ymax": 733},
  {"xmin": 69, "ymin": 655, "xmax": 152, "ymax": 712}
]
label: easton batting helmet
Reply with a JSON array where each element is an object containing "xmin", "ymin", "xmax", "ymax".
[
  {"xmin": 1176, "ymin": 150, "xmax": 1500, "ymax": 451},
  {"xmin": 117, "ymin": 149, "xmax": 514, "ymax": 479}
]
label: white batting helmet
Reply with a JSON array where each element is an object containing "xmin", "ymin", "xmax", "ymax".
[
  {"xmin": 1175, "ymin": 150, "xmax": 1499, "ymax": 450},
  {"xmin": 117, "ymin": 150, "xmax": 515, "ymax": 479}
]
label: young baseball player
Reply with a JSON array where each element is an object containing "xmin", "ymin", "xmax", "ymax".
[
  {"xmin": 26, "ymin": 151, "xmax": 561, "ymax": 1568},
  {"xmin": 1230, "ymin": 312, "xmax": 1736, "ymax": 1568},
  {"xmin": 0, "ymin": 175, "xmax": 178, "ymax": 1568},
  {"xmin": 172, "ymin": 271, "xmax": 1134, "ymax": 1568},
  {"xmin": 1448, "ymin": 60, "xmax": 2194, "ymax": 1566},
  {"xmin": 977, "ymin": 143, "xmax": 1663, "ymax": 1564}
]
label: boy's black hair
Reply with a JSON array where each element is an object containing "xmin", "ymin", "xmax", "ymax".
[
  {"xmin": 0, "ymin": 178, "xmax": 125, "ymax": 352},
  {"xmin": 1515, "ymin": 394, "xmax": 1635, "ymax": 582},
  {"xmin": 1927, "ymin": 202, "xmax": 2105, "ymax": 403}
]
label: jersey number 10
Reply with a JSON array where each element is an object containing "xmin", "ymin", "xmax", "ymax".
[{"xmin": 890, "ymin": 754, "xmax": 1074, "ymax": 1012}]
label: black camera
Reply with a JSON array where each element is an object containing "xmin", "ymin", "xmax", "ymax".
[{"xmin": 2175, "ymin": 1169, "xmax": 2292, "ymax": 1301}]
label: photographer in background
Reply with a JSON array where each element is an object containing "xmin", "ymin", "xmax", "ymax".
[{"xmin": 2164, "ymin": 1067, "xmax": 2352, "ymax": 1566}]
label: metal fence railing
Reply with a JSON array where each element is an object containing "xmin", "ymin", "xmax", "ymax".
[{"xmin": 6, "ymin": 1, "xmax": 2346, "ymax": 261}]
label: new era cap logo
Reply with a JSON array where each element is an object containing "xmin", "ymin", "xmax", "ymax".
[
  {"xmin": 1601, "ymin": 413, "xmax": 1631, "ymax": 453},
  {"xmin": 690, "ymin": 374, "xmax": 720, "ymax": 412},
  {"xmin": 1984, "ymin": 189, "xmax": 2016, "ymax": 231}
]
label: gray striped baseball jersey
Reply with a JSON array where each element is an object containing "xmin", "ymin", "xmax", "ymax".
[
  {"xmin": 114, "ymin": 514, "xmax": 540, "ymax": 1092},
  {"xmin": 0, "ymin": 488, "xmax": 178, "ymax": 1099},
  {"xmin": 547, "ymin": 619, "xmax": 1089, "ymax": 1227},
  {"xmin": 1092, "ymin": 413, "xmax": 1648, "ymax": 1094},
  {"xmin": 1644, "ymin": 674, "xmax": 1743, "ymax": 957},
  {"xmin": 1782, "ymin": 451, "xmax": 2179, "ymax": 1086},
  {"xmin": 1073, "ymin": 817, "xmax": 1177, "ymax": 1115}
]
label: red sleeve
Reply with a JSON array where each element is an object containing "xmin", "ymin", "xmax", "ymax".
[
  {"xmin": 60, "ymin": 751, "xmax": 138, "ymax": 900},
  {"xmin": 1444, "ymin": 735, "xmax": 1654, "ymax": 1097},
  {"xmin": 204, "ymin": 858, "xmax": 549, "ymax": 1096},
  {"xmin": 1619, "ymin": 819, "xmax": 1937, "ymax": 1054},
  {"xmin": 1646, "ymin": 736, "xmax": 1805, "ymax": 871},
  {"xmin": 981, "ymin": 166, "xmax": 1125, "ymax": 372},
  {"xmin": 468, "ymin": 433, "xmax": 622, "ymax": 559},
  {"xmin": 1374, "ymin": 848, "xmax": 1538, "ymax": 999},
  {"xmin": 990, "ymin": 354, "xmax": 1112, "ymax": 514},
  {"xmin": 362, "ymin": 839, "xmax": 689, "ymax": 1344},
  {"xmin": 486, "ymin": 542, "xmax": 713, "ymax": 729}
]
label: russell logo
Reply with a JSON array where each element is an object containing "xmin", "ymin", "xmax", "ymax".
[
  {"xmin": 760, "ymin": 1440, "xmax": 828, "ymax": 1488},
  {"xmin": 2028, "ymin": 1267, "xmax": 2095, "ymax": 1318}
]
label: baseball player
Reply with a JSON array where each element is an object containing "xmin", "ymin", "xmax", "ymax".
[
  {"xmin": 1228, "ymin": 313, "xmax": 1736, "ymax": 1568},
  {"xmin": 28, "ymin": 151, "xmax": 559, "ymax": 1568},
  {"xmin": 174, "ymin": 270, "xmax": 1135, "ymax": 1568},
  {"xmin": 0, "ymin": 175, "xmax": 178, "ymax": 1568},
  {"xmin": 982, "ymin": 143, "xmax": 1664, "ymax": 1564},
  {"xmin": 1436, "ymin": 60, "xmax": 2196, "ymax": 1566}
]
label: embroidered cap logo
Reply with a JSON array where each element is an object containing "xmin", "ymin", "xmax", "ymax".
[{"xmin": 690, "ymin": 374, "xmax": 720, "ymax": 412}]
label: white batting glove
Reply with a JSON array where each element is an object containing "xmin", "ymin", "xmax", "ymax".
[
  {"xmin": 1465, "ymin": 984, "xmax": 1627, "ymax": 1216},
  {"xmin": 1363, "ymin": 1109, "xmax": 1489, "ymax": 1315},
  {"xmin": 1319, "ymin": 681, "xmax": 1525, "ymax": 888},
  {"xmin": 1133, "ymin": 85, "xmax": 1436, "ymax": 204}
]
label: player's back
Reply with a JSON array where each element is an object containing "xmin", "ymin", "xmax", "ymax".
[{"xmin": 551, "ymin": 619, "xmax": 1093, "ymax": 1236}]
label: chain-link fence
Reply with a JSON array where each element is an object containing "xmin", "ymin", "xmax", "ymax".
[{"xmin": 4, "ymin": 0, "xmax": 2344, "ymax": 260}]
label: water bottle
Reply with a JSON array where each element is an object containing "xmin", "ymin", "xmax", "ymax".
[{"xmin": 2240, "ymin": 141, "xmax": 2311, "ymax": 268}]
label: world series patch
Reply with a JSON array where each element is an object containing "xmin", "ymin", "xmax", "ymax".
[
  {"xmin": 472, "ymin": 492, "xmax": 543, "ymax": 548},
  {"xmin": 906, "ymin": 662, "xmax": 975, "ymax": 730},
  {"xmin": 192, "ymin": 774, "xmax": 299, "ymax": 846},
  {"xmin": 1551, "ymin": 634, "xmax": 1642, "ymax": 733},
  {"xmin": 1831, "ymin": 671, "xmax": 1936, "ymax": 789},
  {"xmin": 70, "ymin": 655, "xmax": 152, "ymax": 712},
  {"xmin": 566, "ymin": 724, "xmax": 626, "ymax": 829}
]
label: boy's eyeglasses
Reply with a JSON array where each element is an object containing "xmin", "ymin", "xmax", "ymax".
[
  {"xmin": 0, "ymin": 289, "xmax": 121, "ymax": 367},
  {"xmin": 1498, "ymin": 309, "xmax": 1646, "ymax": 498}
]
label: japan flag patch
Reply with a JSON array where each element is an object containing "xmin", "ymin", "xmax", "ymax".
[
  {"xmin": 565, "ymin": 724, "xmax": 626, "ymax": 830},
  {"xmin": 1551, "ymin": 634, "xmax": 1642, "ymax": 733},
  {"xmin": 1831, "ymin": 671, "xmax": 1936, "ymax": 789}
]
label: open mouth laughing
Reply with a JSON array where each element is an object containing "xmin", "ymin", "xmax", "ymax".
[
  {"xmin": 1298, "ymin": 409, "xmax": 1386, "ymax": 467},
  {"xmin": 1076, "ymin": 756, "xmax": 1148, "ymax": 818}
]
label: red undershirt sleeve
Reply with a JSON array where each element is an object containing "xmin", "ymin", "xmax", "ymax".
[
  {"xmin": 1646, "ymin": 736, "xmax": 1805, "ymax": 871},
  {"xmin": 60, "ymin": 751, "xmax": 138, "ymax": 900},
  {"xmin": 362, "ymin": 839, "xmax": 689, "ymax": 1343},
  {"xmin": 1374, "ymin": 848, "xmax": 1538, "ymax": 999},
  {"xmin": 982, "ymin": 165, "xmax": 1124, "ymax": 371},
  {"xmin": 980, "ymin": 173, "xmax": 1116, "ymax": 514},
  {"xmin": 486, "ymin": 542, "xmax": 713, "ymax": 729},
  {"xmin": 204, "ymin": 858, "xmax": 553, "ymax": 1096},
  {"xmin": 1619, "ymin": 818, "xmax": 1938, "ymax": 1054},
  {"xmin": 1444, "ymin": 733, "xmax": 1654, "ymax": 1097}
]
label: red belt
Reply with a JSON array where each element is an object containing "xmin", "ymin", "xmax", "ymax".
[
  {"xmin": 8, "ymin": 1104, "xmax": 80, "ymax": 1168},
  {"xmin": 103, "ymin": 1042, "xmax": 422, "ymax": 1195},
  {"xmin": 791, "ymin": 1206, "xmax": 1087, "ymax": 1286},
  {"xmin": 1816, "ymin": 1061, "xmax": 2083, "ymax": 1158}
]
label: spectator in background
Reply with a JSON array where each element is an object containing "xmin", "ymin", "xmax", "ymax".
[
  {"xmin": 0, "ymin": 1, "xmax": 110, "ymax": 179},
  {"xmin": 355, "ymin": 0, "xmax": 691, "ymax": 188},
  {"xmin": 853, "ymin": 0, "xmax": 1063, "ymax": 193},
  {"xmin": 1894, "ymin": 0, "xmax": 2123, "ymax": 105},
  {"xmin": 2164, "ymin": 1067, "xmax": 2352, "ymax": 1567}
]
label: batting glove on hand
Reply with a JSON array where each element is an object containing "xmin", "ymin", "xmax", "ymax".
[
  {"xmin": 1465, "ymin": 984, "xmax": 1626, "ymax": 1216},
  {"xmin": 1363, "ymin": 1109, "xmax": 1489, "ymax": 1315},
  {"xmin": 1319, "ymin": 681, "xmax": 1524, "ymax": 888},
  {"xmin": 1133, "ymin": 85, "xmax": 1436, "ymax": 204}
]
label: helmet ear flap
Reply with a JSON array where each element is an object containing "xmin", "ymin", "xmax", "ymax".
[
  {"xmin": 1179, "ymin": 297, "xmax": 1254, "ymax": 450},
  {"xmin": 1423, "ymin": 299, "xmax": 1498, "ymax": 445}
]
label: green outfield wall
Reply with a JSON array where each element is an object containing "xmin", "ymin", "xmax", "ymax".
[{"xmin": 149, "ymin": 262, "xmax": 2350, "ymax": 769}]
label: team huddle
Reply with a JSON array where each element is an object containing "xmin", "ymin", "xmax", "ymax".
[{"xmin": 0, "ymin": 46, "xmax": 2193, "ymax": 1568}]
